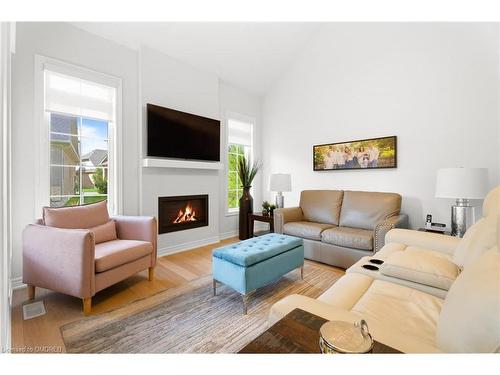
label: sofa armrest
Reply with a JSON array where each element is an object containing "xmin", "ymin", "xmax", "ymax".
[
  {"xmin": 273, "ymin": 207, "xmax": 303, "ymax": 234},
  {"xmin": 268, "ymin": 294, "xmax": 362, "ymax": 325},
  {"xmin": 22, "ymin": 224, "xmax": 95, "ymax": 298},
  {"xmin": 113, "ymin": 216, "xmax": 158, "ymax": 266},
  {"xmin": 374, "ymin": 214, "xmax": 409, "ymax": 252},
  {"xmin": 385, "ymin": 228, "xmax": 460, "ymax": 255}
]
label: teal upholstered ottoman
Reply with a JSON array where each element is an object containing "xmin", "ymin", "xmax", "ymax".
[{"xmin": 212, "ymin": 233, "xmax": 304, "ymax": 314}]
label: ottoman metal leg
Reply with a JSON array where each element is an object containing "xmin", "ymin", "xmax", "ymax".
[
  {"xmin": 300, "ymin": 266, "xmax": 304, "ymax": 280},
  {"xmin": 213, "ymin": 279, "xmax": 217, "ymax": 296}
]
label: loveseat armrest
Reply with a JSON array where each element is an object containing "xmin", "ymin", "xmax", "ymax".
[
  {"xmin": 273, "ymin": 207, "xmax": 303, "ymax": 234},
  {"xmin": 112, "ymin": 216, "xmax": 158, "ymax": 266},
  {"xmin": 268, "ymin": 294, "xmax": 361, "ymax": 325},
  {"xmin": 374, "ymin": 214, "xmax": 409, "ymax": 252},
  {"xmin": 22, "ymin": 224, "xmax": 95, "ymax": 298},
  {"xmin": 385, "ymin": 228, "xmax": 460, "ymax": 255}
]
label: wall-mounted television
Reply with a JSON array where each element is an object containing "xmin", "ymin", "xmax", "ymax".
[{"xmin": 147, "ymin": 103, "xmax": 220, "ymax": 162}]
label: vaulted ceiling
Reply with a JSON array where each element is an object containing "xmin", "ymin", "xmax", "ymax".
[{"xmin": 71, "ymin": 22, "xmax": 322, "ymax": 95}]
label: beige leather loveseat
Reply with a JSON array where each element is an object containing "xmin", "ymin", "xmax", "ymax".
[{"xmin": 274, "ymin": 190, "xmax": 408, "ymax": 268}]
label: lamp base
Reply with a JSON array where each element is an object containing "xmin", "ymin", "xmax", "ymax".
[
  {"xmin": 451, "ymin": 198, "xmax": 476, "ymax": 238},
  {"xmin": 275, "ymin": 192, "xmax": 284, "ymax": 209}
]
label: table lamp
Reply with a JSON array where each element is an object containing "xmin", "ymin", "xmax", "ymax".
[
  {"xmin": 435, "ymin": 167, "xmax": 488, "ymax": 237},
  {"xmin": 270, "ymin": 174, "xmax": 291, "ymax": 209}
]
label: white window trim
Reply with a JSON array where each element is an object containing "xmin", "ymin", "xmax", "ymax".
[
  {"xmin": 224, "ymin": 111, "xmax": 255, "ymax": 216},
  {"xmin": 34, "ymin": 55, "xmax": 123, "ymax": 216}
]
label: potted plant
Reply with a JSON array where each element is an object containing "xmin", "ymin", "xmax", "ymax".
[
  {"xmin": 237, "ymin": 155, "xmax": 262, "ymax": 239},
  {"xmin": 269, "ymin": 204, "xmax": 277, "ymax": 216},
  {"xmin": 262, "ymin": 201, "xmax": 271, "ymax": 216}
]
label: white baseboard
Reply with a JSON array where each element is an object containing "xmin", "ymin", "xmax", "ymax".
[
  {"xmin": 10, "ymin": 276, "xmax": 25, "ymax": 291},
  {"xmin": 219, "ymin": 230, "xmax": 238, "ymax": 240},
  {"xmin": 157, "ymin": 235, "xmax": 222, "ymax": 258}
]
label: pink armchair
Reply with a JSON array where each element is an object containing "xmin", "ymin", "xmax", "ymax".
[{"xmin": 22, "ymin": 201, "xmax": 157, "ymax": 315}]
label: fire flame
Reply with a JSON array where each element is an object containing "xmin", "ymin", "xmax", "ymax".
[{"xmin": 173, "ymin": 202, "xmax": 197, "ymax": 224}]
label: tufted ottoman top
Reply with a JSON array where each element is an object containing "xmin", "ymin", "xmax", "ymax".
[{"xmin": 213, "ymin": 233, "xmax": 303, "ymax": 267}]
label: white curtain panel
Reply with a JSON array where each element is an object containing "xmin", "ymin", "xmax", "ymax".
[{"xmin": 44, "ymin": 69, "xmax": 116, "ymax": 122}]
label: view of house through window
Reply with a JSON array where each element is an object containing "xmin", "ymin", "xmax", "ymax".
[
  {"xmin": 49, "ymin": 113, "xmax": 109, "ymax": 207},
  {"xmin": 227, "ymin": 117, "xmax": 253, "ymax": 212}
]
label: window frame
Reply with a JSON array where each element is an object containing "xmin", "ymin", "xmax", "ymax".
[
  {"xmin": 224, "ymin": 111, "xmax": 255, "ymax": 216},
  {"xmin": 34, "ymin": 55, "xmax": 123, "ymax": 216}
]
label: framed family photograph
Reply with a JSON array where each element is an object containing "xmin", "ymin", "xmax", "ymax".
[{"xmin": 313, "ymin": 135, "xmax": 397, "ymax": 171}]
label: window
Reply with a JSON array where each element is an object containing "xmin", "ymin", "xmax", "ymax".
[
  {"xmin": 49, "ymin": 114, "xmax": 109, "ymax": 207},
  {"xmin": 36, "ymin": 57, "xmax": 122, "ymax": 214},
  {"xmin": 227, "ymin": 116, "xmax": 253, "ymax": 213}
]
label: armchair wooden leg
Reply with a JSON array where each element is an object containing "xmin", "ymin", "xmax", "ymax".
[
  {"xmin": 148, "ymin": 267, "xmax": 155, "ymax": 281},
  {"xmin": 83, "ymin": 298, "xmax": 92, "ymax": 316},
  {"xmin": 27, "ymin": 285, "xmax": 35, "ymax": 300}
]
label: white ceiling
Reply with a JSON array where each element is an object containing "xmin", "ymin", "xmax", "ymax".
[{"xmin": 71, "ymin": 22, "xmax": 322, "ymax": 95}]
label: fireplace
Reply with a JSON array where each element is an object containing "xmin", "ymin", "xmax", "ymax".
[{"xmin": 158, "ymin": 195, "xmax": 209, "ymax": 234}]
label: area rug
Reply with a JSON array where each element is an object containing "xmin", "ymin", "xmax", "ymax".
[{"xmin": 60, "ymin": 263, "xmax": 342, "ymax": 353}]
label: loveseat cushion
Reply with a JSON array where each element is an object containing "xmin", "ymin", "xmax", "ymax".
[
  {"xmin": 90, "ymin": 220, "xmax": 117, "ymax": 244},
  {"xmin": 436, "ymin": 247, "xmax": 500, "ymax": 353},
  {"xmin": 321, "ymin": 226, "xmax": 373, "ymax": 250},
  {"xmin": 380, "ymin": 249, "xmax": 460, "ymax": 291},
  {"xmin": 43, "ymin": 200, "xmax": 110, "ymax": 229},
  {"xmin": 339, "ymin": 191, "xmax": 401, "ymax": 230},
  {"xmin": 283, "ymin": 221, "xmax": 334, "ymax": 241},
  {"xmin": 299, "ymin": 190, "xmax": 343, "ymax": 225},
  {"xmin": 95, "ymin": 239, "xmax": 153, "ymax": 272}
]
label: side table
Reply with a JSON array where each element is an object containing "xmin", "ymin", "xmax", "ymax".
[{"xmin": 248, "ymin": 212, "xmax": 274, "ymax": 237}]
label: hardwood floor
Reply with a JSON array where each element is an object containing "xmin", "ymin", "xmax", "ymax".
[{"xmin": 10, "ymin": 236, "xmax": 344, "ymax": 353}]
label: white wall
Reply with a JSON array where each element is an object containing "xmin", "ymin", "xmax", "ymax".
[
  {"xmin": 218, "ymin": 82, "xmax": 263, "ymax": 236},
  {"xmin": 11, "ymin": 22, "xmax": 140, "ymax": 279},
  {"xmin": 140, "ymin": 46, "xmax": 222, "ymax": 253},
  {"xmin": 1, "ymin": 22, "xmax": 14, "ymax": 352},
  {"xmin": 262, "ymin": 23, "xmax": 500, "ymax": 229},
  {"xmin": 140, "ymin": 47, "xmax": 264, "ymax": 254}
]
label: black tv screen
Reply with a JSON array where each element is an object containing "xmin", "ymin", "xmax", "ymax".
[{"xmin": 147, "ymin": 103, "xmax": 220, "ymax": 161}]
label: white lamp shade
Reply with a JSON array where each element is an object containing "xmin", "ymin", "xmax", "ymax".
[
  {"xmin": 270, "ymin": 174, "xmax": 291, "ymax": 192},
  {"xmin": 435, "ymin": 168, "xmax": 488, "ymax": 199}
]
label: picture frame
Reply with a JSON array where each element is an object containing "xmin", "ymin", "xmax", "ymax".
[{"xmin": 313, "ymin": 135, "xmax": 397, "ymax": 171}]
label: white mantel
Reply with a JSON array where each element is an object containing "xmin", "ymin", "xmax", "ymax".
[{"xmin": 142, "ymin": 157, "xmax": 224, "ymax": 170}]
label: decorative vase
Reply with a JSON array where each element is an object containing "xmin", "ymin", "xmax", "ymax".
[{"xmin": 239, "ymin": 187, "xmax": 254, "ymax": 240}]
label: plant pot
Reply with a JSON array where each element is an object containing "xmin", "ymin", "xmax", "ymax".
[{"xmin": 239, "ymin": 187, "xmax": 254, "ymax": 240}]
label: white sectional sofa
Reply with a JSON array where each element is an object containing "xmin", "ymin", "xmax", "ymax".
[{"xmin": 269, "ymin": 186, "xmax": 500, "ymax": 353}]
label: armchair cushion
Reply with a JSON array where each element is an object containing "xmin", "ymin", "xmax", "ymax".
[
  {"xmin": 339, "ymin": 191, "xmax": 401, "ymax": 230},
  {"xmin": 43, "ymin": 200, "xmax": 110, "ymax": 229},
  {"xmin": 95, "ymin": 239, "xmax": 153, "ymax": 273},
  {"xmin": 91, "ymin": 220, "xmax": 117, "ymax": 244},
  {"xmin": 321, "ymin": 226, "xmax": 373, "ymax": 251},
  {"xmin": 380, "ymin": 248, "xmax": 460, "ymax": 291},
  {"xmin": 283, "ymin": 221, "xmax": 334, "ymax": 241}
]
